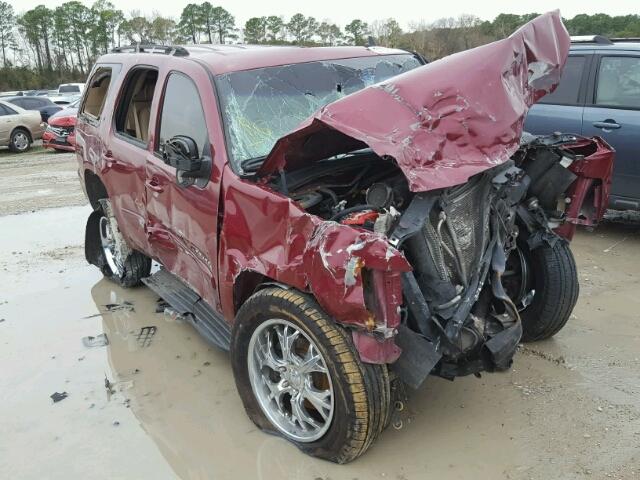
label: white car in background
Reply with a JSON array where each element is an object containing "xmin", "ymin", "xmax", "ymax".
[{"xmin": 49, "ymin": 83, "xmax": 85, "ymax": 105}]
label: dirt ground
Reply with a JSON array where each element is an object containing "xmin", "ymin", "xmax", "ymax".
[{"xmin": 0, "ymin": 148, "xmax": 638, "ymax": 480}]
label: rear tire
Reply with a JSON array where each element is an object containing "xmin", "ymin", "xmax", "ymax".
[
  {"xmin": 231, "ymin": 288, "xmax": 391, "ymax": 464},
  {"xmin": 86, "ymin": 202, "xmax": 151, "ymax": 288},
  {"xmin": 514, "ymin": 239, "xmax": 579, "ymax": 342}
]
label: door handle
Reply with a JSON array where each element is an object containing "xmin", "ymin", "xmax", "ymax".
[
  {"xmin": 145, "ymin": 177, "xmax": 164, "ymax": 193},
  {"xmin": 593, "ymin": 120, "xmax": 621, "ymax": 130}
]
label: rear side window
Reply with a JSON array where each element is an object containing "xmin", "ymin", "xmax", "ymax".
[
  {"xmin": 539, "ymin": 56, "xmax": 586, "ymax": 106},
  {"xmin": 23, "ymin": 98, "xmax": 41, "ymax": 109},
  {"xmin": 114, "ymin": 68, "xmax": 158, "ymax": 144},
  {"xmin": 0, "ymin": 104, "xmax": 17, "ymax": 116},
  {"xmin": 82, "ymin": 67, "xmax": 113, "ymax": 119},
  {"xmin": 11, "ymin": 98, "xmax": 26, "ymax": 108},
  {"xmin": 595, "ymin": 56, "xmax": 640, "ymax": 108},
  {"xmin": 59, "ymin": 85, "xmax": 80, "ymax": 93},
  {"xmin": 156, "ymin": 73, "xmax": 208, "ymax": 156}
]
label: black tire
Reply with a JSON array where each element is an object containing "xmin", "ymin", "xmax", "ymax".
[
  {"xmin": 231, "ymin": 288, "xmax": 391, "ymax": 464},
  {"xmin": 86, "ymin": 205, "xmax": 151, "ymax": 288},
  {"xmin": 518, "ymin": 239, "xmax": 579, "ymax": 342},
  {"xmin": 102, "ymin": 247, "xmax": 151, "ymax": 288},
  {"xmin": 9, "ymin": 128, "xmax": 31, "ymax": 153}
]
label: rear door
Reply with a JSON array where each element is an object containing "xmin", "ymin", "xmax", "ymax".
[
  {"xmin": 145, "ymin": 64, "xmax": 222, "ymax": 311},
  {"xmin": 582, "ymin": 53, "xmax": 640, "ymax": 207},
  {"xmin": 525, "ymin": 54, "xmax": 592, "ymax": 135},
  {"xmin": 0, "ymin": 104, "xmax": 16, "ymax": 142}
]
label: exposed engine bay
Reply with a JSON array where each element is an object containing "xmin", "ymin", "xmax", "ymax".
[{"xmin": 271, "ymin": 132, "xmax": 612, "ymax": 386}]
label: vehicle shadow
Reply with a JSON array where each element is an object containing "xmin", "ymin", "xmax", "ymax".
[{"xmin": 89, "ymin": 278, "xmax": 542, "ymax": 479}]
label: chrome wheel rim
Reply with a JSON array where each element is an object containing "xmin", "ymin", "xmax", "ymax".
[
  {"xmin": 248, "ymin": 318, "xmax": 334, "ymax": 442},
  {"xmin": 99, "ymin": 216, "xmax": 123, "ymax": 276},
  {"xmin": 13, "ymin": 132, "xmax": 29, "ymax": 150}
]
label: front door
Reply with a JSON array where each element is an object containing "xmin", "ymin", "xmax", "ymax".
[
  {"xmin": 145, "ymin": 66, "xmax": 222, "ymax": 311},
  {"xmin": 524, "ymin": 55, "xmax": 590, "ymax": 136},
  {"xmin": 582, "ymin": 54, "xmax": 640, "ymax": 206}
]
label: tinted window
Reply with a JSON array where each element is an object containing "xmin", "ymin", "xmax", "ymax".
[
  {"xmin": 11, "ymin": 98, "xmax": 27, "ymax": 108},
  {"xmin": 0, "ymin": 103, "xmax": 17, "ymax": 115},
  {"xmin": 596, "ymin": 56, "xmax": 640, "ymax": 108},
  {"xmin": 539, "ymin": 56, "xmax": 586, "ymax": 105},
  {"xmin": 23, "ymin": 98, "xmax": 42, "ymax": 109},
  {"xmin": 59, "ymin": 85, "xmax": 80, "ymax": 93},
  {"xmin": 157, "ymin": 73, "xmax": 208, "ymax": 156}
]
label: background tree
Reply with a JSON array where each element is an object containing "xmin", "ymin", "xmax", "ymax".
[
  {"xmin": 244, "ymin": 17, "xmax": 267, "ymax": 44},
  {"xmin": 198, "ymin": 1, "xmax": 215, "ymax": 43},
  {"xmin": 0, "ymin": 1, "xmax": 16, "ymax": 67},
  {"xmin": 210, "ymin": 6, "xmax": 236, "ymax": 43},
  {"xmin": 287, "ymin": 13, "xmax": 316, "ymax": 44},
  {"xmin": 345, "ymin": 19, "xmax": 369, "ymax": 46},
  {"xmin": 266, "ymin": 15, "xmax": 285, "ymax": 42},
  {"xmin": 371, "ymin": 18, "xmax": 402, "ymax": 47},
  {"xmin": 317, "ymin": 22, "xmax": 342, "ymax": 46},
  {"xmin": 178, "ymin": 3, "xmax": 201, "ymax": 44}
]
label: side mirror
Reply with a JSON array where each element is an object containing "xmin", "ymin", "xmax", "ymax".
[{"xmin": 163, "ymin": 135, "xmax": 211, "ymax": 187}]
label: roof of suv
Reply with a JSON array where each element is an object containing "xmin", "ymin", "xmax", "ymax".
[
  {"xmin": 570, "ymin": 36, "xmax": 640, "ymax": 51},
  {"xmin": 98, "ymin": 44, "xmax": 413, "ymax": 75}
]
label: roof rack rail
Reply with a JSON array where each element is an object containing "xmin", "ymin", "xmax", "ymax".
[
  {"xmin": 111, "ymin": 44, "xmax": 189, "ymax": 57},
  {"xmin": 609, "ymin": 37, "xmax": 640, "ymax": 42},
  {"xmin": 570, "ymin": 35, "xmax": 613, "ymax": 45}
]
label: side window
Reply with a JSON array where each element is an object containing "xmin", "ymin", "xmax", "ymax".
[
  {"xmin": 539, "ymin": 56, "xmax": 586, "ymax": 105},
  {"xmin": 114, "ymin": 68, "xmax": 158, "ymax": 144},
  {"xmin": 81, "ymin": 67, "xmax": 113, "ymax": 120},
  {"xmin": 0, "ymin": 104, "xmax": 17, "ymax": 115},
  {"xmin": 12, "ymin": 99, "xmax": 26, "ymax": 109},
  {"xmin": 156, "ymin": 73, "xmax": 208, "ymax": 157},
  {"xmin": 595, "ymin": 56, "xmax": 640, "ymax": 108},
  {"xmin": 23, "ymin": 98, "xmax": 39, "ymax": 109}
]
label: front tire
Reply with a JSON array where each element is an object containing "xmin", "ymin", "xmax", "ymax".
[
  {"xmin": 9, "ymin": 129, "xmax": 31, "ymax": 153},
  {"xmin": 231, "ymin": 288, "xmax": 391, "ymax": 464},
  {"xmin": 506, "ymin": 238, "xmax": 579, "ymax": 342}
]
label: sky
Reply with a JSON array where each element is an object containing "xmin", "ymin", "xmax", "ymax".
[{"xmin": 7, "ymin": 0, "xmax": 640, "ymax": 29}]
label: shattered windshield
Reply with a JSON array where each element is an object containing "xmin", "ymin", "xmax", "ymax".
[{"xmin": 215, "ymin": 54, "xmax": 422, "ymax": 171}]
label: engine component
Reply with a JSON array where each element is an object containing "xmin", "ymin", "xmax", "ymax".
[{"xmin": 366, "ymin": 183, "xmax": 394, "ymax": 209}]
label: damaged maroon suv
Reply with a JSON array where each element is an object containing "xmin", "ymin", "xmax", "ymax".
[{"xmin": 76, "ymin": 11, "xmax": 613, "ymax": 463}]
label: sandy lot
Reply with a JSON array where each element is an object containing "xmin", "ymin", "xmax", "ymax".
[{"xmin": 0, "ymin": 148, "xmax": 638, "ymax": 479}]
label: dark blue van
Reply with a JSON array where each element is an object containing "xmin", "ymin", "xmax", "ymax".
[{"xmin": 525, "ymin": 36, "xmax": 640, "ymax": 210}]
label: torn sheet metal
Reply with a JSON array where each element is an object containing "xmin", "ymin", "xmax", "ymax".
[
  {"xmin": 218, "ymin": 176, "xmax": 410, "ymax": 356},
  {"xmin": 258, "ymin": 11, "xmax": 570, "ymax": 192}
]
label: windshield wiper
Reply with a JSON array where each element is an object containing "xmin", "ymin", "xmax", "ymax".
[{"xmin": 240, "ymin": 155, "xmax": 267, "ymax": 173}]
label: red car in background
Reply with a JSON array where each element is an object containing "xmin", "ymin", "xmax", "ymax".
[{"xmin": 42, "ymin": 99, "xmax": 79, "ymax": 152}]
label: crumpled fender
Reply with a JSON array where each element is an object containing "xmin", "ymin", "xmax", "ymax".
[
  {"xmin": 218, "ymin": 173, "xmax": 410, "ymax": 362},
  {"xmin": 257, "ymin": 11, "xmax": 570, "ymax": 192}
]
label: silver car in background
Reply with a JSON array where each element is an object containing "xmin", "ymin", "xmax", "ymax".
[{"xmin": 0, "ymin": 100, "xmax": 45, "ymax": 152}]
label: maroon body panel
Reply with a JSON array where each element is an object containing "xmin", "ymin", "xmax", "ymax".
[
  {"xmin": 258, "ymin": 11, "xmax": 571, "ymax": 192},
  {"xmin": 218, "ymin": 168, "xmax": 410, "ymax": 345},
  {"xmin": 554, "ymin": 137, "xmax": 615, "ymax": 240}
]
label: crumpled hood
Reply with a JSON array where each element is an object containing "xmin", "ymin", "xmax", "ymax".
[{"xmin": 257, "ymin": 11, "xmax": 570, "ymax": 192}]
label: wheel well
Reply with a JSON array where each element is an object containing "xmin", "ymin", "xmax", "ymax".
[
  {"xmin": 84, "ymin": 170, "xmax": 109, "ymax": 209},
  {"xmin": 11, "ymin": 127, "xmax": 32, "ymax": 141}
]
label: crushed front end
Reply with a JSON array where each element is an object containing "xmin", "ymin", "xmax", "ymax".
[{"xmin": 241, "ymin": 11, "xmax": 614, "ymax": 387}]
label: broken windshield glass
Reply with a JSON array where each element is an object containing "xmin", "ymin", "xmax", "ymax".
[{"xmin": 215, "ymin": 54, "xmax": 422, "ymax": 171}]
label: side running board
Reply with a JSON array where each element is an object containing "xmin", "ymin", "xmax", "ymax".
[{"xmin": 143, "ymin": 268, "xmax": 231, "ymax": 351}]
